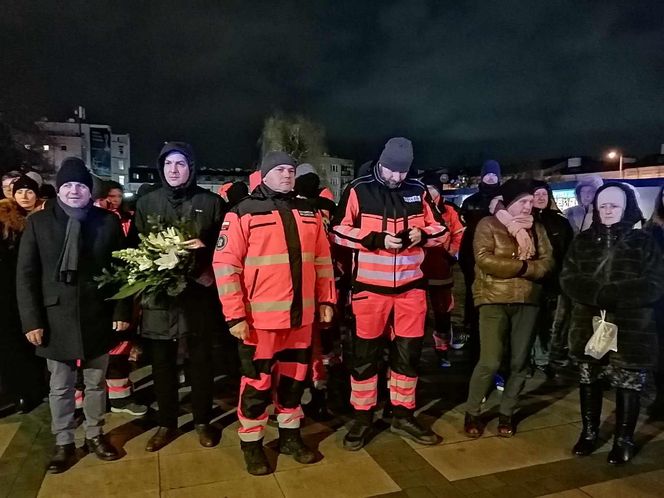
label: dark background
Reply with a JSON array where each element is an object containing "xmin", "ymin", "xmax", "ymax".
[{"xmin": 2, "ymin": 0, "xmax": 663, "ymax": 170}]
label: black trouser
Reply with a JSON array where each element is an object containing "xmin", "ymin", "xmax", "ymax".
[
  {"xmin": 460, "ymin": 263, "xmax": 480, "ymax": 366},
  {"xmin": 0, "ymin": 325, "xmax": 46, "ymax": 404},
  {"xmin": 147, "ymin": 333, "xmax": 213, "ymax": 428}
]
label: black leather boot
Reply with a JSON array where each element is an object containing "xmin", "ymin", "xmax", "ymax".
[
  {"xmin": 85, "ymin": 434, "xmax": 120, "ymax": 461},
  {"xmin": 608, "ymin": 388, "xmax": 640, "ymax": 465},
  {"xmin": 573, "ymin": 382, "xmax": 603, "ymax": 456},
  {"xmin": 195, "ymin": 424, "xmax": 221, "ymax": 448},
  {"xmin": 240, "ymin": 439, "xmax": 271, "ymax": 475},
  {"xmin": 47, "ymin": 444, "xmax": 76, "ymax": 474},
  {"xmin": 304, "ymin": 387, "xmax": 334, "ymax": 421},
  {"xmin": 391, "ymin": 415, "xmax": 441, "ymax": 445},
  {"xmin": 343, "ymin": 410, "xmax": 373, "ymax": 451},
  {"xmin": 278, "ymin": 428, "xmax": 317, "ymax": 464}
]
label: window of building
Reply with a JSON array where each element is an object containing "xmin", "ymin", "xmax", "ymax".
[
  {"xmin": 118, "ymin": 175, "xmax": 125, "ymax": 186},
  {"xmin": 132, "ymin": 173, "xmax": 139, "ymax": 180},
  {"xmin": 60, "ymin": 145, "xmax": 67, "ymax": 151},
  {"xmin": 118, "ymin": 160, "xmax": 124, "ymax": 170}
]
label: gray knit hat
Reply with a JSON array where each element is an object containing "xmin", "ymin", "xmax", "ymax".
[
  {"xmin": 378, "ymin": 137, "xmax": 413, "ymax": 173},
  {"xmin": 260, "ymin": 151, "xmax": 297, "ymax": 178}
]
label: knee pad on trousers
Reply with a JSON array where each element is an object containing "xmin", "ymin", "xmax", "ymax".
[
  {"xmin": 240, "ymin": 385, "xmax": 272, "ymax": 419},
  {"xmin": 351, "ymin": 336, "xmax": 381, "ymax": 380},
  {"xmin": 390, "ymin": 336, "xmax": 423, "ymax": 378},
  {"xmin": 277, "ymin": 376, "xmax": 307, "ymax": 409}
]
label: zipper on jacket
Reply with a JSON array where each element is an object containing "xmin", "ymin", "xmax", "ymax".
[{"xmin": 249, "ymin": 269, "xmax": 259, "ymax": 300}]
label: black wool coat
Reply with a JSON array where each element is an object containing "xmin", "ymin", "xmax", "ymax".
[
  {"xmin": 560, "ymin": 223, "xmax": 664, "ymax": 369},
  {"xmin": 16, "ymin": 202, "xmax": 131, "ymax": 361},
  {"xmin": 130, "ymin": 185, "xmax": 227, "ymax": 340}
]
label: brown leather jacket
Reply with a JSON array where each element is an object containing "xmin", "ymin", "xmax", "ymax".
[{"xmin": 472, "ymin": 217, "xmax": 553, "ymax": 306}]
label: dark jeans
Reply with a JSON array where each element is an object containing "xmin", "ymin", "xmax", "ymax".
[
  {"xmin": 466, "ymin": 304, "xmax": 539, "ymax": 416},
  {"xmin": 461, "ymin": 264, "xmax": 480, "ymax": 366},
  {"xmin": 147, "ymin": 333, "xmax": 214, "ymax": 428}
]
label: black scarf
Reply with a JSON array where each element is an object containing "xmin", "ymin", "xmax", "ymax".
[{"xmin": 56, "ymin": 198, "xmax": 92, "ymax": 284}]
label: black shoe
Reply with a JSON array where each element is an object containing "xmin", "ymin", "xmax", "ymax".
[
  {"xmin": 391, "ymin": 416, "xmax": 441, "ymax": 445},
  {"xmin": 608, "ymin": 388, "xmax": 640, "ymax": 465},
  {"xmin": 85, "ymin": 435, "xmax": 120, "ymax": 461},
  {"xmin": 303, "ymin": 388, "xmax": 334, "ymax": 422},
  {"xmin": 145, "ymin": 427, "xmax": 180, "ymax": 452},
  {"xmin": 195, "ymin": 424, "xmax": 220, "ymax": 448},
  {"xmin": 47, "ymin": 443, "xmax": 76, "ymax": 474},
  {"xmin": 278, "ymin": 428, "xmax": 317, "ymax": 464},
  {"xmin": 573, "ymin": 383, "xmax": 602, "ymax": 456},
  {"xmin": 343, "ymin": 420, "xmax": 372, "ymax": 451},
  {"xmin": 241, "ymin": 439, "xmax": 271, "ymax": 475}
]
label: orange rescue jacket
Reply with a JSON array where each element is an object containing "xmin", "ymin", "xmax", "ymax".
[{"xmin": 213, "ymin": 185, "xmax": 336, "ymax": 330}]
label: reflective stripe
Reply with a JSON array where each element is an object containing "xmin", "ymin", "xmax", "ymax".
[
  {"xmin": 250, "ymin": 298, "xmax": 315, "ymax": 313},
  {"xmin": 390, "ymin": 378, "xmax": 417, "ymax": 389},
  {"xmin": 302, "ymin": 252, "xmax": 314, "ymax": 262},
  {"xmin": 314, "ymin": 256, "xmax": 332, "ymax": 265},
  {"xmin": 238, "ymin": 431, "xmax": 265, "ymax": 442},
  {"xmin": 250, "ymin": 301, "xmax": 292, "ymax": 312},
  {"xmin": 356, "ymin": 268, "xmax": 421, "ymax": 282},
  {"xmin": 238, "ymin": 413, "xmax": 268, "ymax": 429},
  {"xmin": 358, "ymin": 253, "xmax": 422, "ymax": 266},
  {"xmin": 351, "ymin": 381, "xmax": 377, "ymax": 392},
  {"xmin": 350, "ymin": 394, "xmax": 377, "ymax": 407},
  {"xmin": 245, "ymin": 254, "xmax": 289, "ymax": 266},
  {"xmin": 390, "ymin": 392, "xmax": 415, "ymax": 404},
  {"xmin": 316, "ymin": 268, "xmax": 334, "ymax": 278},
  {"xmin": 276, "ymin": 409, "xmax": 303, "ymax": 429},
  {"xmin": 217, "ymin": 282, "xmax": 241, "ymax": 295},
  {"xmin": 214, "ymin": 265, "xmax": 240, "ymax": 277}
]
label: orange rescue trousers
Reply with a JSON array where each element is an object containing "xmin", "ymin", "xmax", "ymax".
[
  {"xmin": 350, "ymin": 288, "xmax": 426, "ymax": 417},
  {"xmin": 237, "ymin": 325, "xmax": 312, "ymax": 442}
]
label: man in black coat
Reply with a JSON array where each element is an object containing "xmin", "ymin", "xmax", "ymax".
[
  {"xmin": 17, "ymin": 158, "xmax": 132, "ymax": 473},
  {"xmin": 458, "ymin": 160, "xmax": 502, "ymax": 363},
  {"xmin": 130, "ymin": 141, "xmax": 227, "ymax": 451}
]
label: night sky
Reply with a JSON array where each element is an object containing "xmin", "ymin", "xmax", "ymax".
[{"xmin": 2, "ymin": 1, "xmax": 663, "ymax": 171}]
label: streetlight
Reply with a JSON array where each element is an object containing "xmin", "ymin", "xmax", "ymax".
[{"xmin": 606, "ymin": 150, "xmax": 623, "ymax": 179}]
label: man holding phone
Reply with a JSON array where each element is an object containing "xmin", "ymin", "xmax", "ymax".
[{"xmin": 332, "ymin": 137, "xmax": 448, "ymax": 450}]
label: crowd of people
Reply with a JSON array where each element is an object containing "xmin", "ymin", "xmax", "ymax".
[{"xmin": 1, "ymin": 138, "xmax": 663, "ymax": 477}]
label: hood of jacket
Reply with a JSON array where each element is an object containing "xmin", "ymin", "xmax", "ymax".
[
  {"xmin": 157, "ymin": 141, "xmax": 198, "ymax": 193},
  {"xmin": 0, "ymin": 198, "xmax": 27, "ymax": 240},
  {"xmin": 592, "ymin": 181, "xmax": 643, "ymax": 230}
]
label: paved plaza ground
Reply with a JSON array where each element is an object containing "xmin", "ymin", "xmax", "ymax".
[{"xmin": 2, "ymin": 272, "xmax": 664, "ymax": 497}]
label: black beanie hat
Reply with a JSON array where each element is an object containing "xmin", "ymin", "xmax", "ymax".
[
  {"xmin": 378, "ymin": 137, "xmax": 413, "ymax": 173},
  {"xmin": 500, "ymin": 179, "xmax": 534, "ymax": 207},
  {"xmin": 12, "ymin": 174, "xmax": 40, "ymax": 197},
  {"xmin": 226, "ymin": 181, "xmax": 249, "ymax": 206},
  {"xmin": 56, "ymin": 157, "xmax": 93, "ymax": 192},
  {"xmin": 260, "ymin": 151, "xmax": 297, "ymax": 178},
  {"xmin": 481, "ymin": 160, "xmax": 501, "ymax": 181}
]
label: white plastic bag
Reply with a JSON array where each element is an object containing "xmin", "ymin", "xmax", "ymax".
[{"xmin": 584, "ymin": 310, "xmax": 618, "ymax": 359}]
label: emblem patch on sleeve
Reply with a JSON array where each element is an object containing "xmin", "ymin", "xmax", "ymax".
[
  {"xmin": 221, "ymin": 221, "xmax": 230, "ymax": 231},
  {"xmin": 216, "ymin": 234, "xmax": 228, "ymax": 250},
  {"xmin": 403, "ymin": 195, "xmax": 421, "ymax": 203}
]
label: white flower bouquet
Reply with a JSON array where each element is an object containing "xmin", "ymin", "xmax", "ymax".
[{"xmin": 97, "ymin": 217, "xmax": 196, "ymax": 300}]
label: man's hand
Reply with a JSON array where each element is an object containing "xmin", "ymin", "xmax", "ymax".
[
  {"xmin": 319, "ymin": 304, "xmax": 334, "ymax": 323},
  {"xmin": 113, "ymin": 321, "xmax": 131, "ymax": 332},
  {"xmin": 183, "ymin": 238, "xmax": 206, "ymax": 250},
  {"xmin": 230, "ymin": 320, "xmax": 250, "ymax": 340},
  {"xmin": 408, "ymin": 228, "xmax": 423, "ymax": 248},
  {"xmin": 384, "ymin": 234, "xmax": 403, "ymax": 250},
  {"xmin": 26, "ymin": 329, "xmax": 44, "ymax": 346}
]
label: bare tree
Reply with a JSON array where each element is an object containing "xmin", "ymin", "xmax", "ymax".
[{"xmin": 258, "ymin": 113, "xmax": 330, "ymax": 186}]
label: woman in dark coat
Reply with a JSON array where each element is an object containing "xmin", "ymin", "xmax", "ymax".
[
  {"xmin": 560, "ymin": 182, "xmax": 664, "ymax": 465},
  {"xmin": 0, "ymin": 175, "xmax": 46, "ymax": 412},
  {"xmin": 530, "ymin": 180, "xmax": 574, "ymax": 375},
  {"xmin": 644, "ymin": 185, "xmax": 664, "ymax": 417}
]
